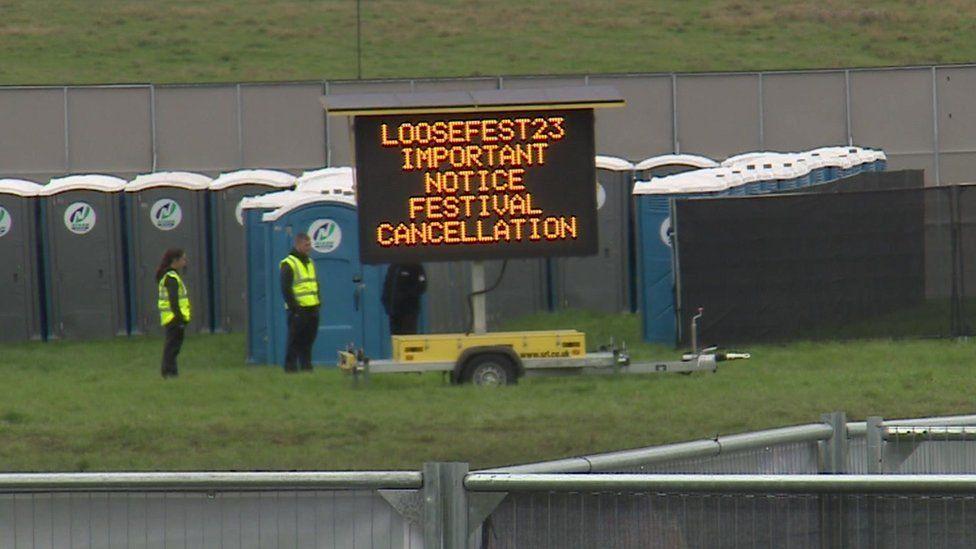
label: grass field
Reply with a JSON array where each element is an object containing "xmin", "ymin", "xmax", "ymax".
[
  {"xmin": 1, "ymin": 311, "xmax": 975, "ymax": 472},
  {"xmin": 1, "ymin": 1, "xmax": 976, "ymax": 84}
]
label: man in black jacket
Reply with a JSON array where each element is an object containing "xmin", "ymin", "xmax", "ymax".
[
  {"xmin": 280, "ymin": 233, "xmax": 321, "ymax": 372},
  {"xmin": 382, "ymin": 263, "xmax": 427, "ymax": 335}
]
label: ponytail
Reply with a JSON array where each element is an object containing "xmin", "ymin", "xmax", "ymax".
[{"xmin": 155, "ymin": 248, "xmax": 185, "ymax": 282}]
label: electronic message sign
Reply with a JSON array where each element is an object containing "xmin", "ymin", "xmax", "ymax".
[{"xmin": 353, "ymin": 109, "xmax": 598, "ymax": 263}]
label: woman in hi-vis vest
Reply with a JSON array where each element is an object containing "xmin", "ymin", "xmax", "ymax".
[{"xmin": 156, "ymin": 248, "xmax": 191, "ymax": 378}]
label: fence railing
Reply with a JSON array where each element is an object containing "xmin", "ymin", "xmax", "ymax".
[{"xmin": 4, "ymin": 412, "xmax": 976, "ymax": 547}]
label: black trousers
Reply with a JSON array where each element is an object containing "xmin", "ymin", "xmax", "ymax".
[
  {"xmin": 390, "ymin": 310, "xmax": 420, "ymax": 335},
  {"xmin": 161, "ymin": 321, "xmax": 185, "ymax": 377},
  {"xmin": 285, "ymin": 308, "xmax": 319, "ymax": 372}
]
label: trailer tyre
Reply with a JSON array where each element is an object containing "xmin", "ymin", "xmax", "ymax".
[{"xmin": 461, "ymin": 353, "xmax": 518, "ymax": 386}]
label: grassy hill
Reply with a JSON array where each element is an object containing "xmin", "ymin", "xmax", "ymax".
[
  {"xmin": 1, "ymin": 0, "xmax": 975, "ymax": 84},
  {"xmin": 1, "ymin": 311, "xmax": 974, "ymax": 472}
]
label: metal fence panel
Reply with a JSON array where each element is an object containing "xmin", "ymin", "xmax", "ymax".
[
  {"xmin": 66, "ymin": 87, "xmax": 152, "ymax": 172},
  {"xmin": 619, "ymin": 442, "xmax": 821, "ymax": 475},
  {"xmin": 424, "ymin": 260, "xmax": 470, "ymax": 333},
  {"xmin": 154, "ymin": 85, "xmax": 240, "ymax": 171},
  {"xmin": 240, "ymin": 83, "xmax": 326, "ymax": 170},
  {"xmin": 483, "ymin": 490, "xmax": 976, "ymax": 548},
  {"xmin": 0, "ymin": 490, "xmax": 419, "ymax": 549},
  {"xmin": 762, "ymin": 71, "xmax": 848, "ymax": 151},
  {"xmin": 589, "ymin": 75, "xmax": 674, "ymax": 159},
  {"xmin": 0, "ymin": 88, "xmax": 65, "ymax": 175},
  {"xmin": 674, "ymin": 73, "xmax": 761, "ymax": 159}
]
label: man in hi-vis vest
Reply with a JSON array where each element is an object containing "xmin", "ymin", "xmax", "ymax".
[{"xmin": 280, "ymin": 233, "xmax": 321, "ymax": 372}]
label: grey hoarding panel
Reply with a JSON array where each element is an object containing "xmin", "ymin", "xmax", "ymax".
[
  {"xmin": 762, "ymin": 72, "xmax": 848, "ymax": 151},
  {"xmin": 590, "ymin": 75, "xmax": 673, "ymax": 160},
  {"xmin": 0, "ymin": 193, "xmax": 41, "ymax": 341},
  {"xmin": 500, "ymin": 76, "xmax": 588, "ymax": 89},
  {"xmin": 936, "ymin": 66, "xmax": 976, "ymax": 153},
  {"xmin": 553, "ymin": 167, "xmax": 631, "ymax": 313},
  {"xmin": 0, "ymin": 89, "xmax": 65, "ymax": 174},
  {"xmin": 938, "ymin": 152, "xmax": 976, "ymax": 184},
  {"xmin": 44, "ymin": 191, "xmax": 127, "ymax": 339},
  {"xmin": 850, "ymin": 69, "xmax": 933, "ymax": 154},
  {"xmin": 126, "ymin": 188, "xmax": 211, "ymax": 335},
  {"xmin": 241, "ymin": 84, "xmax": 325, "ymax": 169},
  {"xmin": 325, "ymin": 80, "xmax": 414, "ymax": 167},
  {"xmin": 155, "ymin": 86, "xmax": 240, "ymax": 170},
  {"xmin": 675, "ymin": 74, "xmax": 761, "ymax": 159},
  {"xmin": 412, "ymin": 78, "xmax": 499, "ymax": 92},
  {"xmin": 67, "ymin": 87, "xmax": 151, "ymax": 171}
]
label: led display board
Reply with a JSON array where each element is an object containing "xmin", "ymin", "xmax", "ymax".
[{"xmin": 353, "ymin": 108, "xmax": 598, "ymax": 263}]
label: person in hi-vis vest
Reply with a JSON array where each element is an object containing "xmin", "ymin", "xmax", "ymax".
[
  {"xmin": 156, "ymin": 248, "xmax": 191, "ymax": 378},
  {"xmin": 280, "ymin": 233, "xmax": 321, "ymax": 372}
]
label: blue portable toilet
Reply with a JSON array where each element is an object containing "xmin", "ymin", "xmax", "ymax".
[
  {"xmin": 722, "ymin": 152, "xmax": 785, "ymax": 194},
  {"xmin": 256, "ymin": 192, "xmax": 390, "ymax": 366},
  {"xmin": 867, "ymin": 148, "xmax": 888, "ymax": 172},
  {"xmin": 209, "ymin": 169, "xmax": 296, "ymax": 333},
  {"xmin": 774, "ymin": 159, "xmax": 811, "ymax": 190},
  {"xmin": 799, "ymin": 151, "xmax": 831, "ymax": 185},
  {"xmin": 633, "ymin": 170, "xmax": 731, "ymax": 344},
  {"xmin": 812, "ymin": 147, "xmax": 857, "ymax": 181},
  {"xmin": 240, "ymin": 190, "xmax": 320, "ymax": 364}
]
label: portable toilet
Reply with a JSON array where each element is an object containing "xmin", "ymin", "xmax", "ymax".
[
  {"xmin": 295, "ymin": 167, "xmax": 355, "ymax": 195},
  {"xmin": 867, "ymin": 148, "xmax": 888, "ymax": 172},
  {"xmin": 633, "ymin": 170, "xmax": 730, "ymax": 344},
  {"xmin": 0, "ymin": 179, "xmax": 43, "ymax": 342},
  {"xmin": 812, "ymin": 147, "xmax": 859, "ymax": 181},
  {"xmin": 241, "ymin": 190, "xmax": 320, "ymax": 364},
  {"xmin": 552, "ymin": 155, "xmax": 636, "ymax": 313},
  {"xmin": 255, "ymin": 193, "xmax": 390, "ymax": 366},
  {"xmin": 39, "ymin": 175, "xmax": 128, "ymax": 340},
  {"xmin": 773, "ymin": 159, "xmax": 811, "ymax": 190},
  {"xmin": 634, "ymin": 154, "xmax": 718, "ymax": 180},
  {"xmin": 209, "ymin": 169, "xmax": 296, "ymax": 332},
  {"xmin": 800, "ymin": 150, "xmax": 831, "ymax": 185},
  {"xmin": 124, "ymin": 172, "xmax": 212, "ymax": 335},
  {"xmin": 721, "ymin": 151, "xmax": 779, "ymax": 167}
]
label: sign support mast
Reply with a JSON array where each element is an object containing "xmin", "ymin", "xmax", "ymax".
[{"xmin": 471, "ymin": 261, "xmax": 487, "ymax": 334}]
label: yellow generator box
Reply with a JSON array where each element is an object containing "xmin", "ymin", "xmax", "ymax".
[{"xmin": 391, "ymin": 330, "xmax": 586, "ymax": 363}]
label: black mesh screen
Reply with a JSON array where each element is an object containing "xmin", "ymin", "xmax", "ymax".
[{"xmin": 673, "ymin": 171, "xmax": 967, "ymax": 344}]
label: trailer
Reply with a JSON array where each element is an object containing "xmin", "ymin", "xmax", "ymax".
[{"xmin": 337, "ymin": 321, "xmax": 749, "ymax": 386}]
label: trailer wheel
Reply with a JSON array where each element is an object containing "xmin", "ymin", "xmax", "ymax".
[{"xmin": 461, "ymin": 353, "xmax": 518, "ymax": 386}]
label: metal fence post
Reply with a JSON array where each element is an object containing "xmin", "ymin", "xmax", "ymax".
[
  {"xmin": 423, "ymin": 462, "xmax": 469, "ymax": 549},
  {"xmin": 820, "ymin": 411, "xmax": 848, "ymax": 473},
  {"xmin": 820, "ymin": 411, "xmax": 847, "ymax": 549},
  {"xmin": 866, "ymin": 416, "xmax": 884, "ymax": 473}
]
